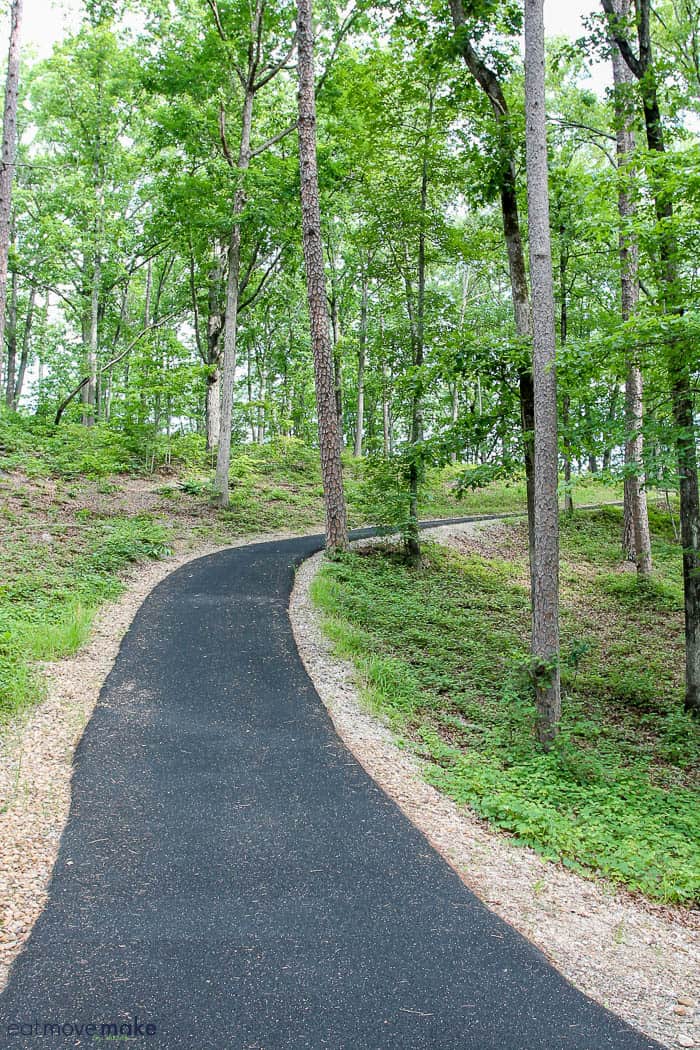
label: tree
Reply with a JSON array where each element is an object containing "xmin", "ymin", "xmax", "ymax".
[
  {"xmin": 296, "ymin": 0, "xmax": 348, "ymax": 552},
  {"xmin": 0, "ymin": 0, "xmax": 23, "ymax": 386},
  {"xmin": 602, "ymin": 0, "xmax": 700, "ymax": 714},
  {"xmin": 524, "ymin": 0, "xmax": 561, "ymax": 746},
  {"xmin": 608, "ymin": 0, "xmax": 652, "ymax": 576}
]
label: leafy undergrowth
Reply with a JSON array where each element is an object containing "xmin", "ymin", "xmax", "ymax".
[
  {"xmin": 312, "ymin": 506, "xmax": 699, "ymax": 906},
  {"xmin": 0, "ymin": 415, "xmax": 622, "ymax": 731}
]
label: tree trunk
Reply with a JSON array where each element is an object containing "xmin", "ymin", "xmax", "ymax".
[
  {"xmin": 205, "ymin": 251, "xmax": 224, "ymax": 451},
  {"xmin": 0, "ymin": 0, "xmax": 22, "ymax": 382},
  {"xmin": 559, "ymin": 228, "xmax": 574, "ymax": 515},
  {"xmin": 448, "ymin": 0, "xmax": 536, "ymax": 582},
  {"xmin": 602, "ymin": 0, "xmax": 698, "ymax": 711},
  {"xmin": 354, "ymin": 275, "xmax": 367, "ymax": 457},
  {"xmin": 82, "ymin": 246, "xmax": 100, "ymax": 426},
  {"xmin": 12, "ymin": 282, "xmax": 35, "ymax": 408},
  {"xmin": 296, "ymin": 0, "xmax": 348, "ymax": 552},
  {"xmin": 329, "ymin": 277, "xmax": 344, "ymax": 439},
  {"xmin": 405, "ymin": 91, "xmax": 433, "ymax": 566},
  {"xmin": 610, "ymin": 0, "xmax": 652, "ymax": 576},
  {"xmin": 4, "ymin": 264, "xmax": 17, "ymax": 406},
  {"xmin": 525, "ymin": 0, "xmax": 561, "ymax": 747},
  {"xmin": 214, "ymin": 92, "xmax": 252, "ymax": 504}
]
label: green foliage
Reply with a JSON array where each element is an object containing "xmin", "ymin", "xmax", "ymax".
[{"xmin": 313, "ymin": 516, "xmax": 699, "ymax": 904}]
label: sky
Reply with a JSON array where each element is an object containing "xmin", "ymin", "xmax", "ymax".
[{"xmin": 5, "ymin": 0, "xmax": 612, "ymax": 92}]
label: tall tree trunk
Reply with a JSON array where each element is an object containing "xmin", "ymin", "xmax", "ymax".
[
  {"xmin": 296, "ymin": 0, "xmax": 348, "ymax": 552},
  {"xmin": 603, "ymin": 0, "xmax": 698, "ymax": 711},
  {"xmin": 12, "ymin": 281, "xmax": 34, "ymax": 407},
  {"xmin": 609, "ymin": 0, "xmax": 652, "ymax": 576},
  {"xmin": 405, "ymin": 90, "xmax": 433, "ymax": 567},
  {"xmin": 525, "ymin": 0, "xmax": 561, "ymax": 747},
  {"xmin": 205, "ymin": 251, "xmax": 224, "ymax": 451},
  {"xmin": 5, "ymin": 263, "xmax": 17, "ymax": 406},
  {"xmin": 82, "ymin": 245, "xmax": 100, "ymax": 426},
  {"xmin": 559, "ymin": 228, "xmax": 574, "ymax": 515},
  {"xmin": 329, "ymin": 272, "xmax": 344, "ymax": 439},
  {"xmin": 448, "ymin": 0, "xmax": 536, "ymax": 580},
  {"xmin": 0, "ymin": 0, "xmax": 22, "ymax": 383},
  {"xmin": 214, "ymin": 91, "xmax": 252, "ymax": 504},
  {"xmin": 354, "ymin": 275, "xmax": 367, "ymax": 457}
]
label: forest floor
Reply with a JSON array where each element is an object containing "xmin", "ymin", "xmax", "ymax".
[
  {"xmin": 2, "ymin": 418, "xmax": 693, "ymax": 1043},
  {"xmin": 292, "ymin": 525, "xmax": 699, "ymax": 1049}
]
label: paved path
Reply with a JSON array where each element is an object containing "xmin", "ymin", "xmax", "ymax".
[{"xmin": 1, "ymin": 525, "xmax": 663, "ymax": 1048}]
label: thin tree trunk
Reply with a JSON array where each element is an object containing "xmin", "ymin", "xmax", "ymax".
[
  {"xmin": 406, "ymin": 90, "xmax": 433, "ymax": 566},
  {"xmin": 354, "ymin": 275, "xmax": 367, "ymax": 457},
  {"xmin": 214, "ymin": 91, "xmax": 252, "ymax": 503},
  {"xmin": 0, "ymin": 0, "xmax": 22, "ymax": 382},
  {"xmin": 5, "ymin": 263, "xmax": 17, "ymax": 406},
  {"xmin": 329, "ymin": 275, "xmax": 344, "ymax": 439},
  {"xmin": 448, "ymin": 0, "xmax": 536, "ymax": 582},
  {"xmin": 296, "ymin": 0, "xmax": 348, "ymax": 552},
  {"xmin": 609, "ymin": 0, "xmax": 652, "ymax": 576},
  {"xmin": 82, "ymin": 246, "xmax": 100, "ymax": 426},
  {"xmin": 12, "ymin": 281, "xmax": 34, "ymax": 407},
  {"xmin": 204, "ymin": 251, "xmax": 224, "ymax": 451},
  {"xmin": 602, "ymin": 0, "xmax": 700, "ymax": 715},
  {"xmin": 525, "ymin": 0, "xmax": 561, "ymax": 747},
  {"xmin": 559, "ymin": 228, "xmax": 574, "ymax": 515}
]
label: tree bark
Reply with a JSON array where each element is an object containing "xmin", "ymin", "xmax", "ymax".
[
  {"xmin": 12, "ymin": 281, "xmax": 34, "ymax": 407},
  {"xmin": 354, "ymin": 274, "xmax": 367, "ymax": 457},
  {"xmin": 609, "ymin": 0, "xmax": 652, "ymax": 576},
  {"xmin": 525, "ymin": 0, "xmax": 561, "ymax": 746},
  {"xmin": 0, "ymin": 0, "xmax": 22, "ymax": 382},
  {"xmin": 214, "ymin": 91, "xmax": 252, "ymax": 503},
  {"xmin": 205, "ymin": 251, "xmax": 224, "ymax": 450},
  {"xmin": 602, "ymin": 0, "xmax": 698, "ymax": 711},
  {"xmin": 5, "ymin": 263, "xmax": 17, "ymax": 406},
  {"xmin": 296, "ymin": 0, "xmax": 348, "ymax": 552},
  {"xmin": 448, "ymin": 0, "xmax": 536, "ymax": 580}
]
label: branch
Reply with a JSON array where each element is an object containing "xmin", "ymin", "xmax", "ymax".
[
  {"xmin": 219, "ymin": 104, "xmax": 236, "ymax": 168},
  {"xmin": 249, "ymin": 119, "xmax": 298, "ymax": 158},
  {"xmin": 239, "ymin": 247, "xmax": 283, "ymax": 312},
  {"xmin": 54, "ymin": 314, "xmax": 177, "ymax": 426},
  {"xmin": 315, "ymin": 3, "xmax": 361, "ymax": 96},
  {"xmin": 254, "ymin": 34, "xmax": 297, "ymax": 92},
  {"xmin": 600, "ymin": 0, "xmax": 644, "ymax": 79}
]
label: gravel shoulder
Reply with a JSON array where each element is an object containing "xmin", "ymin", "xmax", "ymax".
[{"xmin": 289, "ymin": 521, "xmax": 699, "ymax": 1050}]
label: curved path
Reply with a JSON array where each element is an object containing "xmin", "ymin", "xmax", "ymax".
[{"xmin": 1, "ymin": 523, "xmax": 662, "ymax": 1049}]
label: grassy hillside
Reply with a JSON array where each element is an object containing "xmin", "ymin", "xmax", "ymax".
[
  {"xmin": 312, "ymin": 505, "xmax": 699, "ymax": 905},
  {"xmin": 0, "ymin": 416, "xmax": 622, "ymax": 741}
]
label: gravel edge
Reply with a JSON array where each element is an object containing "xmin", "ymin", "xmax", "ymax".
[{"xmin": 288, "ymin": 523, "xmax": 699, "ymax": 1050}]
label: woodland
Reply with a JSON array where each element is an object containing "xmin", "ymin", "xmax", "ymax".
[{"xmin": 0, "ymin": 0, "xmax": 698, "ymax": 906}]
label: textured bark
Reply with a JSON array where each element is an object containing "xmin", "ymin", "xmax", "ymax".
[
  {"xmin": 602, "ymin": 0, "xmax": 699, "ymax": 712},
  {"xmin": 0, "ymin": 0, "xmax": 22, "ymax": 381},
  {"xmin": 525, "ymin": 0, "xmax": 561, "ymax": 746},
  {"xmin": 296, "ymin": 0, "xmax": 348, "ymax": 552},
  {"xmin": 449, "ymin": 0, "xmax": 535, "ymax": 580},
  {"xmin": 353, "ymin": 275, "xmax": 367, "ymax": 458}
]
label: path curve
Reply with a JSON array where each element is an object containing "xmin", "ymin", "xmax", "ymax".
[{"xmin": 0, "ymin": 521, "xmax": 663, "ymax": 1048}]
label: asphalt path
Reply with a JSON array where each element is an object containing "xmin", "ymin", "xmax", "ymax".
[{"xmin": 0, "ymin": 517, "xmax": 663, "ymax": 1048}]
